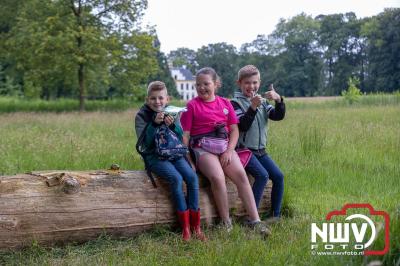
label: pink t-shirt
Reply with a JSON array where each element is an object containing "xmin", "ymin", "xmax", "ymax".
[{"xmin": 180, "ymin": 96, "xmax": 239, "ymax": 136}]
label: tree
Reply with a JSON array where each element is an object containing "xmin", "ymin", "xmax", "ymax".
[
  {"xmin": 0, "ymin": 66, "xmax": 21, "ymax": 96},
  {"xmin": 4, "ymin": 0, "xmax": 157, "ymax": 109},
  {"xmin": 240, "ymin": 35, "xmax": 269, "ymax": 55},
  {"xmin": 195, "ymin": 43, "xmax": 238, "ymax": 97},
  {"xmin": 361, "ymin": 8, "xmax": 400, "ymax": 92},
  {"xmin": 316, "ymin": 13, "xmax": 366, "ymax": 95},
  {"xmin": 269, "ymin": 13, "xmax": 323, "ymax": 96},
  {"xmin": 147, "ymin": 35, "xmax": 178, "ymax": 99},
  {"xmin": 0, "ymin": 0, "xmax": 24, "ymax": 94},
  {"xmin": 168, "ymin": 48, "xmax": 198, "ymax": 73},
  {"xmin": 341, "ymin": 77, "xmax": 362, "ymax": 104}
]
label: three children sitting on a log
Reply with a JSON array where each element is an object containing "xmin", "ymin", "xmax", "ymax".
[{"xmin": 135, "ymin": 65, "xmax": 285, "ymax": 241}]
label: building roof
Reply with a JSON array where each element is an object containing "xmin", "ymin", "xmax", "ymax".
[{"xmin": 171, "ymin": 67, "xmax": 194, "ymax": 81}]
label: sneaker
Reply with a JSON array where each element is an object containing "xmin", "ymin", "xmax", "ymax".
[
  {"xmin": 246, "ymin": 220, "xmax": 272, "ymax": 237},
  {"xmin": 219, "ymin": 219, "xmax": 233, "ymax": 233}
]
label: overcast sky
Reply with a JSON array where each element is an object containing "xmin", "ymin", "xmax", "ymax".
[{"xmin": 142, "ymin": 0, "xmax": 400, "ymax": 54}]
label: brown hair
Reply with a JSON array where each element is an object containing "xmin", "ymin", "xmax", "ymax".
[
  {"xmin": 237, "ymin": 65, "xmax": 260, "ymax": 82},
  {"xmin": 147, "ymin": 81, "xmax": 167, "ymax": 96},
  {"xmin": 195, "ymin": 67, "xmax": 222, "ymax": 88}
]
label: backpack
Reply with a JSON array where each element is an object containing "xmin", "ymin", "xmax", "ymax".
[{"xmin": 155, "ymin": 124, "xmax": 188, "ymax": 161}]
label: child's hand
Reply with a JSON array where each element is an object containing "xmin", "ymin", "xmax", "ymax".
[
  {"xmin": 154, "ymin": 112, "xmax": 165, "ymax": 124},
  {"xmin": 250, "ymin": 94, "xmax": 263, "ymax": 110},
  {"xmin": 264, "ymin": 84, "xmax": 281, "ymax": 103},
  {"xmin": 220, "ymin": 149, "xmax": 233, "ymax": 168},
  {"xmin": 164, "ymin": 114, "xmax": 174, "ymax": 126}
]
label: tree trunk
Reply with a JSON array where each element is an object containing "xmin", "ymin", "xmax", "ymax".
[
  {"xmin": 78, "ymin": 62, "xmax": 85, "ymax": 111},
  {"xmin": 74, "ymin": 0, "xmax": 85, "ymax": 112},
  {"xmin": 0, "ymin": 170, "xmax": 271, "ymax": 250}
]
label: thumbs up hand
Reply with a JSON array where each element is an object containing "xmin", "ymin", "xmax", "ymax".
[{"xmin": 264, "ymin": 84, "xmax": 282, "ymax": 103}]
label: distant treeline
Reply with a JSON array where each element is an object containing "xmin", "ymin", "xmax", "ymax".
[
  {"xmin": 168, "ymin": 9, "xmax": 400, "ymax": 97},
  {"xmin": 0, "ymin": 1, "xmax": 399, "ymax": 109}
]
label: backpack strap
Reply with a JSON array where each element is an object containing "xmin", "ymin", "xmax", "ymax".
[
  {"xmin": 146, "ymin": 168, "xmax": 157, "ymax": 188},
  {"xmin": 135, "ymin": 122, "xmax": 152, "ymax": 155},
  {"xmin": 136, "ymin": 125, "xmax": 157, "ymax": 188},
  {"xmin": 136, "ymin": 109, "xmax": 158, "ymax": 188}
]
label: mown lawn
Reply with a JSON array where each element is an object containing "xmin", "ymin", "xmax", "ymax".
[{"xmin": 0, "ymin": 102, "xmax": 399, "ymax": 265}]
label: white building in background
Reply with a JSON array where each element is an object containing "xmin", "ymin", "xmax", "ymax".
[{"xmin": 170, "ymin": 67, "xmax": 197, "ymax": 101}]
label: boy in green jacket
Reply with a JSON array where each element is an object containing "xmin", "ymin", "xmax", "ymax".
[
  {"xmin": 231, "ymin": 65, "xmax": 285, "ymax": 223},
  {"xmin": 135, "ymin": 81, "xmax": 206, "ymax": 241}
]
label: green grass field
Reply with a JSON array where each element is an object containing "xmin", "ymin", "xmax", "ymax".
[
  {"xmin": 0, "ymin": 98, "xmax": 399, "ymax": 265},
  {"xmin": 0, "ymin": 97, "xmax": 186, "ymax": 113},
  {"xmin": 0, "ymin": 92, "xmax": 399, "ymax": 113}
]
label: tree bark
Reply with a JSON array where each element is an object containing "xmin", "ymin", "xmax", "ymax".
[
  {"xmin": 78, "ymin": 62, "xmax": 85, "ymax": 111},
  {"xmin": 72, "ymin": 0, "xmax": 85, "ymax": 112},
  {"xmin": 0, "ymin": 170, "xmax": 271, "ymax": 250}
]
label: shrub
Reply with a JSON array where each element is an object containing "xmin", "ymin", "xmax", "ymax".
[{"xmin": 341, "ymin": 77, "xmax": 362, "ymax": 104}]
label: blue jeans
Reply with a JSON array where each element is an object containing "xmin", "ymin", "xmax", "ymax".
[
  {"xmin": 245, "ymin": 153, "xmax": 284, "ymax": 217},
  {"xmin": 149, "ymin": 157, "xmax": 199, "ymax": 212}
]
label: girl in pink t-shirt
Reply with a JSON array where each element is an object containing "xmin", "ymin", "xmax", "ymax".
[{"xmin": 181, "ymin": 67, "xmax": 266, "ymax": 232}]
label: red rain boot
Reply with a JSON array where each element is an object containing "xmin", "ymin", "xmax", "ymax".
[
  {"xmin": 177, "ymin": 210, "xmax": 191, "ymax": 241},
  {"xmin": 190, "ymin": 209, "xmax": 207, "ymax": 241}
]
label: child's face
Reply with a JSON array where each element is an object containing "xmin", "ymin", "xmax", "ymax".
[
  {"xmin": 146, "ymin": 89, "xmax": 169, "ymax": 112},
  {"xmin": 237, "ymin": 74, "xmax": 261, "ymax": 98},
  {"xmin": 195, "ymin": 74, "xmax": 217, "ymax": 101}
]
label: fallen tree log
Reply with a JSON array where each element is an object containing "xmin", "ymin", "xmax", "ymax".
[{"xmin": 0, "ymin": 170, "xmax": 271, "ymax": 250}]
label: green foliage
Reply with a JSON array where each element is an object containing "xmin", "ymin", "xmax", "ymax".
[
  {"xmin": 108, "ymin": 32, "xmax": 158, "ymax": 95},
  {"xmin": 268, "ymin": 13, "xmax": 323, "ymax": 97},
  {"xmin": 131, "ymin": 85, "xmax": 147, "ymax": 102},
  {"xmin": 240, "ymin": 34, "xmax": 271, "ymax": 55},
  {"xmin": 0, "ymin": 0, "xmax": 158, "ymax": 110},
  {"xmin": 0, "ymin": 67, "xmax": 21, "ymax": 96},
  {"xmin": 1, "ymin": 4, "xmax": 399, "ymax": 101},
  {"xmin": 316, "ymin": 13, "xmax": 364, "ymax": 95},
  {"xmin": 22, "ymin": 78, "xmax": 41, "ymax": 99},
  {"xmin": 195, "ymin": 43, "xmax": 238, "ymax": 97},
  {"xmin": 147, "ymin": 36, "xmax": 179, "ymax": 98},
  {"xmin": 341, "ymin": 77, "xmax": 362, "ymax": 104},
  {"xmin": 361, "ymin": 8, "xmax": 400, "ymax": 93},
  {"xmin": 168, "ymin": 47, "xmax": 198, "ymax": 73},
  {"xmin": 166, "ymin": 9, "xmax": 399, "ymax": 97}
]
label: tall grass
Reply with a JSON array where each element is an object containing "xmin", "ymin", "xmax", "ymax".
[
  {"xmin": 285, "ymin": 92, "xmax": 400, "ymax": 110},
  {"xmin": 299, "ymin": 125, "xmax": 326, "ymax": 155},
  {"xmin": 0, "ymin": 103, "xmax": 399, "ymax": 265},
  {"xmin": 0, "ymin": 111, "xmax": 142, "ymax": 175},
  {"xmin": 0, "ymin": 93, "xmax": 399, "ymax": 113},
  {"xmin": 0, "ymin": 97, "xmax": 140, "ymax": 113},
  {"xmin": 0, "ymin": 97, "xmax": 186, "ymax": 113}
]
